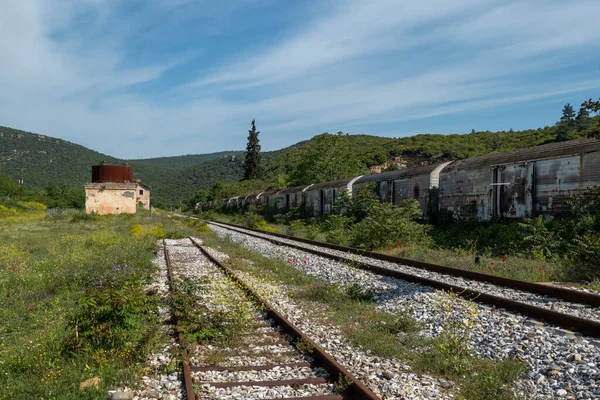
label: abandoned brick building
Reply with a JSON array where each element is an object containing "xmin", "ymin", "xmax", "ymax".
[{"xmin": 85, "ymin": 165, "xmax": 150, "ymax": 215}]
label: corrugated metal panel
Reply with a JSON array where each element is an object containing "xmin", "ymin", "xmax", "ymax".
[
  {"xmin": 447, "ymin": 139, "xmax": 600, "ymax": 170},
  {"xmin": 497, "ymin": 163, "xmax": 534, "ymax": 218},
  {"xmin": 393, "ymin": 179, "xmax": 410, "ymax": 202},
  {"xmin": 305, "ymin": 190, "xmax": 320, "ymax": 216},
  {"xmin": 439, "ymin": 167, "xmax": 493, "ymax": 220},
  {"xmin": 535, "ymin": 152, "xmax": 600, "ymax": 213}
]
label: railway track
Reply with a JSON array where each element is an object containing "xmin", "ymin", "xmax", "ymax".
[
  {"xmin": 163, "ymin": 238, "xmax": 380, "ymax": 400},
  {"xmin": 207, "ymin": 220, "xmax": 600, "ymax": 339}
]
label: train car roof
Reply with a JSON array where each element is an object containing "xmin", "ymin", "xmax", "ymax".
[
  {"xmin": 353, "ymin": 163, "xmax": 447, "ymax": 184},
  {"xmin": 444, "ymin": 138, "xmax": 600, "ymax": 171},
  {"xmin": 306, "ymin": 176, "xmax": 361, "ymax": 191},
  {"xmin": 277, "ymin": 184, "xmax": 313, "ymax": 195},
  {"xmin": 258, "ymin": 189, "xmax": 280, "ymax": 197}
]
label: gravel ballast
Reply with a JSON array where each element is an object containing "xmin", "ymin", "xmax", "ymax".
[
  {"xmin": 210, "ymin": 223, "xmax": 600, "ymax": 400},
  {"xmin": 210, "ymin": 222, "xmax": 600, "ymax": 321},
  {"xmin": 165, "ymin": 238, "xmax": 341, "ymax": 400}
]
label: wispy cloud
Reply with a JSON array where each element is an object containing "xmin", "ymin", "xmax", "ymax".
[{"xmin": 0, "ymin": 0, "xmax": 599, "ymax": 158}]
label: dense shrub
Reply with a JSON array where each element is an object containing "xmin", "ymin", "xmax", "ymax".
[
  {"xmin": 322, "ymin": 214, "xmax": 353, "ymax": 245},
  {"xmin": 350, "ymin": 200, "xmax": 432, "ymax": 250}
]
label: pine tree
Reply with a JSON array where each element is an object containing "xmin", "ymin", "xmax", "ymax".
[
  {"xmin": 243, "ymin": 119, "xmax": 262, "ymax": 180},
  {"xmin": 576, "ymin": 107, "xmax": 590, "ymax": 131},
  {"xmin": 560, "ymin": 103, "xmax": 576, "ymax": 123},
  {"xmin": 576, "ymin": 107, "xmax": 590, "ymax": 121}
]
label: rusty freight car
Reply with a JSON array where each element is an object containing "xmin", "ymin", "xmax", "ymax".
[
  {"xmin": 438, "ymin": 139, "xmax": 600, "ymax": 220},
  {"xmin": 352, "ymin": 162, "xmax": 452, "ymax": 218},
  {"xmin": 272, "ymin": 185, "xmax": 314, "ymax": 212},
  {"xmin": 304, "ymin": 177, "xmax": 362, "ymax": 217}
]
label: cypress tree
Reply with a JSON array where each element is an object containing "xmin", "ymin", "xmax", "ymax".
[{"xmin": 243, "ymin": 119, "xmax": 262, "ymax": 180}]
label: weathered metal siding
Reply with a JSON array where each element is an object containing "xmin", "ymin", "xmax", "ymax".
[
  {"xmin": 305, "ymin": 190, "xmax": 321, "ymax": 216},
  {"xmin": 439, "ymin": 165, "xmax": 493, "ymax": 220},
  {"xmin": 535, "ymin": 153, "xmax": 600, "ymax": 213},
  {"xmin": 391, "ymin": 173, "xmax": 434, "ymax": 213},
  {"xmin": 497, "ymin": 163, "xmax": 534, "ymax": 218}
]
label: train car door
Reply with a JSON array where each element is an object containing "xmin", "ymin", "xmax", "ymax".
[
  {"xmin": 494, "ymin": 163, "xmax": 534, "ymax": 218},
  {"xmin": 392, "ymin": 179, "xmax": 410, "ymax": 203},
  {"xmin": 378, "ymin": 181, "xmax": 390, "ymax": 202}
]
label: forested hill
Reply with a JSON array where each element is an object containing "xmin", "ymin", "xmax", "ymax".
[
  {"xmin": 127, "ymin": 151, "xmax": 241, "ymax": 170},
  {"xmin": 0, "ymin": 125, "xmax": 245, "ymax": 206},
  {"xmin": 0, "ymin": 126, "xmax": 121, "ymax": 187},
  {"xmin": 0, "ymin": 125, "xmax": 297, "ymax": 207},
  {"xmin": 2, "ymin": 103, "xmax": 599, "ymax": 207}
]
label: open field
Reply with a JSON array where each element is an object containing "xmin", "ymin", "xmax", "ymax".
[{"xmin": 0, "ymin": 210, "xmax": 196, "ymax": 399}]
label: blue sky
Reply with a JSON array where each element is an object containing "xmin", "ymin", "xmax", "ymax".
[{"xmin": 1, "ymin": 0, "xmax": 599, "ymax": 159}]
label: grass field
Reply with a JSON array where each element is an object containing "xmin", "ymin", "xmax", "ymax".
[{"xmin": 0, "ymin": 210, "xmax": 195, "ymax": 399}]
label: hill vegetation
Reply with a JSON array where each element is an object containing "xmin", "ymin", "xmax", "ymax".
[
  {"xmin": 1, "ymin": 99, "xmax": 599, "ymax": 209},
  {"xmin": 202, "ymin": 102, "xmax": 599, "ymax": 202}
]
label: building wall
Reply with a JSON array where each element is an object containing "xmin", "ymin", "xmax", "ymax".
[
  {"xmin": 136, "ymin": 184, "xmax": 150, "ymax": 209},
  {"xmin": 85, "ymin": 188, "xmax": 137, "ymax": 215}
]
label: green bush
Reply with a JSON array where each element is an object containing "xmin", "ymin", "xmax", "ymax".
[
  {"xmin": 322, "ymin": 214, "xmax": 353, "ymax": 245},
  {"xmin": 350, "ymin": 200, "xmax": 432, "ymax": 250},
  {"xmin": 70, "ymin": 212, "xmax": 97, "ymax": 223},
  {"xmin": 65, "ymin": 279, "xmax": 157, "ymax": 354}
]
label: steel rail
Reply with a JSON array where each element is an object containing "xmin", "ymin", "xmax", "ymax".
[
  {"xmin": 162, "ymin": 240, "xmax": 197, "ymax": 400},
  {"xmin": 209, "ymin": 220, "xmax": 600, "ymax": 307},
  {"xmin": 208, "ymin": 221, "xmax": 600, "ymax": 339},
  {"xmin": 189, "ymin": 237, "xmax": 381, "ymax": 400}
]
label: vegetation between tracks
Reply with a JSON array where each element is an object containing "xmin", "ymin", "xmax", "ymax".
[
  {"xmin": 194, "ymin": 229, "xmax": 526, "ymax": 400},
  {"xmin": 0, "ymin": 210, "xmax": 196, "ymax": 399}
]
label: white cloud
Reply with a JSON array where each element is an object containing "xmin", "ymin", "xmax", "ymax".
[{"xmin": 0, "ymin": 0, "xmax": 599, "ymax": 159}]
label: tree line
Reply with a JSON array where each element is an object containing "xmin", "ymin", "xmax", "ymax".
[{"xmin": 186, "ymin": 97, "xmax": 600, "ymax": 209}]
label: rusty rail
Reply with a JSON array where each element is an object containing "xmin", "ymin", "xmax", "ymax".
[
  {"xmin": 209, "ymin": 220, "xmax": 600, "ymax": 307},
  {"xmin": 162, "ymin": 240, "xmax": 196, "ymax": 400},
  {"xmin": 190, "ymin": 238, "xmax": 381, "ymax": 400},
  {"xmin": 208, "ymin": 221, "xmax": 600, "ymax": 339}
]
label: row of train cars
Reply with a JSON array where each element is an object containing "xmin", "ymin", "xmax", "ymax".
[{"xmin": 201, "ymin": 138, "xmax": 600, "ymax": 221}]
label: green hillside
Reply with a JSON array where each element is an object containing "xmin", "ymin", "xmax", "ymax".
[
  {"xmin": 0, "ymin": 126, "xmax": 245, "ymax": 207},
  {"xmin": 127, "ymin": 151, "xmax": 241, "ymax": 170},
  {"xmin": 2, "ymin": 101, "xmax": 598, "ymax": 208}
]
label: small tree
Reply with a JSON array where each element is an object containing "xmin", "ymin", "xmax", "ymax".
[
  {"xmin": 288, "ymin": 132, "xmax": 366, "ymax": 186},
  {"xmin": 560, "ymin": 103, "xmax": 576, "ymax": 123},
  {"xmin": 243, "ymin": 119, "xmax": 262, "ymax": 180},
  {"xmin": 582, "ymin": 98, "xmax": 600, "ymax": 115}
]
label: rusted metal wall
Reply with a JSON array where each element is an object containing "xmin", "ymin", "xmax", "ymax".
[
  {"xmin": 439, "ymin": 166, "xmax": 493, "ymax": 220},
  {"xmin": 305, "ymin": 189, "xmax": 321, "ymax": 216},
  {"xmin": 535, "ymin": 152, "xmax": 600, "ymax": 214},
  {"xmin": 391, "ymin": 173, "xmax": 431, "ymax": 211},
  {"xmin": 497, "ymin": 163, "xmax": 534, "ymax": 219},
  {"xmin": 91, "ymin": 165, "xmax": 133, "ymax": 183}
]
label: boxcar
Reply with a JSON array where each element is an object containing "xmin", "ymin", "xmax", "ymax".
[
  {"xmin": 304, "ymin": 177, "xmax": 362, "ymax": 217},
  {"xmin": 352, "ymin": 162, "xmax": 451, "ymax": 217},
  {"xmin": 439, "ymin": 138, "xmax": 600, "ymax": 220},
  {"xmin": 272, "ymin": 185, "xmax": 313, "ymax": 212}
]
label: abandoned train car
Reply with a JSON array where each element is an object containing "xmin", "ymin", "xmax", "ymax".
[
  {"xmin": 304, "ymin": 177, "xmax": 362, "ymax": 217},
  {"xmin": 438, "ymin": 138, "xmax": 600, "ymax": 220},
  {"xmin": 352, "ymin": 162, "xmax": 452, "ymax": 218}
]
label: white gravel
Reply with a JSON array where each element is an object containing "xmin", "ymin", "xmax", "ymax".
[
  {"xmin": 209, "ymin": 223, "xmax": 600, "ymax": 400},
  {"xmin": 211, "ymin": 222, "xmax": 600, "ymax": 322},
  {"xmin": 164, "ymin": 238, "xmax": 340, "ymax": 400}
]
